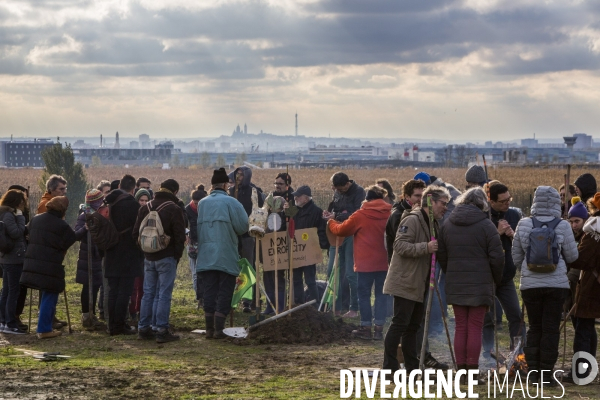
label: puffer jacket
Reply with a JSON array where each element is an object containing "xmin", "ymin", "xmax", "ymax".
[
  {"xmin": 328, "ymin": 199, "xmax": 392, "ymax": 273},
  {"xmin": 0, "ymin": 206, "xmax": 27, "ymax": 264},
  {"xmin": 196, "ymin": 188, "xmax": 249, "ymax": 277},
  {"xmin": 567, "ymin": 215, "xmax": 600, "ymax": 319},
  {"xmin": 512, "ymin": 186, "xmax": 579, "ymax": 291},
  {"xmin": 383, "ymin": 208, "xmax": 438, "ymax": 302},
  {"xmin": 438, "ymin": 204, "xmax": 504, "ymax": 307}
]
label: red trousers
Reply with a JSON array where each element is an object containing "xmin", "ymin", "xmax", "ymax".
[
  {"xmin": 453, "ymin": 305, "xmax": 488, "ymax": 365},
  {"xmin": 129, "ymin": 276, "xmax": 144, "ymax": 315}
]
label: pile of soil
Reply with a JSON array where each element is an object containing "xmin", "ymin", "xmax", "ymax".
[{"xmin": 244, "ymin": 307, "xmax": 357, "ymax": 345}]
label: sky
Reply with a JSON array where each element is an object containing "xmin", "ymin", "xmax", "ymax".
[{"xmin": 1, "ymin": 0, "xmax": 600, "ymax": 142}]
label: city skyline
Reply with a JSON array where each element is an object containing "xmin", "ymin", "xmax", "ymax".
[{"xmin": 2, "ymin": 1, "xmax": 600, "ymax": 140}]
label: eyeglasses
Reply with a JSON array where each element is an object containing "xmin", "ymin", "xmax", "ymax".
[
  {"xmin": 496, "ymin": 197, "xmax": 512, "ymax": 205},
  {"xmin": 436, "ymin": 200, "xmax": 448, "ymax": 207}
]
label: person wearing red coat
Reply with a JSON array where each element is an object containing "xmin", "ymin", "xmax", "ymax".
[{"xmin": 328, "ymin": 185, "xmax": 391, "ymax": 340}]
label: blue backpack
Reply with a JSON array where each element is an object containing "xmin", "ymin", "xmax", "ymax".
[{"xmin": 526, "ymin": 217, "xmax": 561, "ymax": 273}]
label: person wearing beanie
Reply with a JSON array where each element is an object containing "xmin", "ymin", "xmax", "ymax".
[
  {"xmin": 133, "ymin": 178, "xmax": 186, "ymax": 344},
  {"xmin": 20, "ymin": 196, "xmax": 77, "ymax": 339},
  {"xmin": 328, "ymin": 185, "xmax": 392, "ymax": 339},
  {"xmin": 196, "ymin": 169, "xmax": 248, "ymax": 339},
  {"xmin": 134, "ymin": 189, "xmax": 151, "ymax": 207},
  {"xmin": 413, "ymin": 172, "xmax": 431, "ymax": 186},
  {"xmin": 563, "ymin": 193, "xmax": 600, "ymax": 383},
  {"xmin": 574, "ymin": 173, "xmax": 597, "ymax": 205},
  {"xmin": 465, "ymin": 165, "xmax": 487, "ymax": 189},
  {"xmin": 73, "ymin": 190, "xmax": 106, "ymax": 331},
  {"xmin": 186, "ymin": 184, "xmax": 208, "ymax": 308}
]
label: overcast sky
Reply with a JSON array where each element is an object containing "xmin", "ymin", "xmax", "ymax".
[{"xmin": 1, "ymin": 0, "xmax": 600, "ymax": 141}]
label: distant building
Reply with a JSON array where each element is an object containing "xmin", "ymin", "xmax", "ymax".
[
  {"xmin": 130, "ymin": 141, "xmax": 139, "ymax": 149},
  {"xmin": 308, "ymin": 145, "xmax": 385, "ymax": 157},
  {"xmin": 0, "ymin": 139, "xmax": 54, "ymax": 168},
  {"xmin": 139, "ymin": 134, "xmax": 151, "ymax": 149},
  {"xmin": 573, "ymin": 133, "xmax": 593, "ymax": 149},
  {"xmin": 521, "ymin": 138, "xmax": 538, "ymax": 148}
]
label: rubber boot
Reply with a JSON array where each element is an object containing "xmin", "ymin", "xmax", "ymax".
[
  {"xmin": 373, "ymin": 325, "xmax": 384, "ymax": 340},
  {"xmin": 540, "ymin": 350, "xmax": 559, "ymax": 387},
  {"xmin": 205, "ymin": 315, "xmax": 214, "ymax": 339},
  {"xmin": 214, "ymin": 316, "xmax": 227, "ymax": 339},
  {"xmin": 523, "ymin": 347, "xmax": 540, "ymax": 384}
]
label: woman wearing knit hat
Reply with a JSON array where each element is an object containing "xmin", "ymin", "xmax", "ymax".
[
  {"xmin": 563, "ymin": 193, "xmax": 600, "ymax": 382},
  {"xmin": 134, "ymin": 189, "xmax": 151, "ymax": 207},
  {"xmin": 128, "ymin": 188, "xmax": 152, "ymax": 325},
  {"xmin": 74, "ymin": 189, "xmax": 106, "ymax": 331}
]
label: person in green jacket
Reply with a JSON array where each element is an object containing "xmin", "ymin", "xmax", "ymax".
[{"xmin": 197, "ymin": 168, "xmax": 249, "ymax": 339}]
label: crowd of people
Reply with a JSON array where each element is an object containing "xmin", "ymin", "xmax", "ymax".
[{"xmin": 0, "ymin": 166, "xmax": 598, "ymax": 386}]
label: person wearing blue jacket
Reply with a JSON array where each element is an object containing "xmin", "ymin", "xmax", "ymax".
[{"xmin": 197, "ymin": 168, "xmax": 249, "ymax": 339}]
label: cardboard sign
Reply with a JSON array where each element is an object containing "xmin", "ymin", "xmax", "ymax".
[{"xmin": 261, "ymin": 228, "xmax": 323, "ymax": 271}]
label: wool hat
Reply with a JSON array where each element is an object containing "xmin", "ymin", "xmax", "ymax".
[
  {"xmin": 135, "ymin": 189, "xmax": 151, "ymax": 202},
  {"xmin": 591, "ymin": 192, "xmax": 600, "ymax": 211},
  {"xmin": 46, "ymin": 196, "xmax": 69, "ymax": 214},
  {"xmin": 85, "ymin": 189, "xmax": 104, "ymax": 210},
  {"xmin": 465, "ymin": 165, "xmax": 486, "ymax": 185},
  {"xmin": 212, "ymin": 168, "xmax": 230, "ymax": 185},
  {"xmin": 568, "ymin": 200, "xmax": 588, "ymax": 220},
  {"xmin": 160, "ymin": 179, "xmax": 179, "ymax": 194},
  {"xmin": 292, "ymin": 185, "xmax": 312, "ymax": 197},
  {"xmin": 413, "ymin": 172, "xmax": 431, "ymax": 186}
]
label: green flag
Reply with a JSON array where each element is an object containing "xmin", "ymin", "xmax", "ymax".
[
  {"xmin": 322, "ymin": 263, "xmax": 339, "ymax": 310},
  {"xmin": 231, "ymin": 258, "xmax": 256, "ymax": 308}
]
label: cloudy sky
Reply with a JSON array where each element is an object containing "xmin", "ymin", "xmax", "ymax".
[{"xmin": 1, "ymin": 0, "xmax": 600, "ymax": 141}]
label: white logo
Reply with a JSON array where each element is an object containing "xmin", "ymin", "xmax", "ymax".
[{"xmin": 572, "ymin": 351, "xmax": 599, "ymax": 385}]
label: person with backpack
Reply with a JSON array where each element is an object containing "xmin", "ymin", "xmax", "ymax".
[
  {"xmin": 197, "ymin": 168, "xmax": 249, "ymax": 339},
  {"xmin": 103, "ymin": 175, "xmax": 145, "ymax": 336},
  {"xmin": 20, "ymin": 196, "xmax": 77, "ymax": 339},
  {"xmin": 74, "ymin": 189, "xmax": 106, "ymax": 331},
  {"xmin": 562, "ymin": 193, "xmax": 600, "ymax": 383},
  {"xmin": 0, "ymin": 189, "xmax": 28, "ymax": 334},
  {"xmin": 134, "ymin": 179, "xmax": 186, "ymax": 343},
  {"xmin": 186, "ymin": 185, "xmax": 207, "ymax": 308},
  {"xmin": 512, "ymin": 186, "xmax": 579, "ymax": 385}
]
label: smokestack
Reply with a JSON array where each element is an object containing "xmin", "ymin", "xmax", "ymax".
[{"xmin": 100, "ymin": 134, "xmax": 103, "ymax": 148}]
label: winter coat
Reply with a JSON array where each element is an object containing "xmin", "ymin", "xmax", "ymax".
[
  {"xmin": 133, "ymin": 190, "xmax": 186, "ymax": 262},
  {"xmin": 438, "ymin": 204, "xmax": 505, "ymax": 307},
  {"xmin": 185, "ymin": 202, "xmax": 199, "ymax": 243},
  {"xmin": 329, "ymin": 199, "xmax": 391, "ymax": 273},
  {"xmin": 20, "ymin": 210, "xmax": 77, "ymax": 293},
  {"xmin": 328, "ymin": 181, "xmax": 366, "ymax": 222},
  {"xmin": 0, "ymin": 206, "xmax": 27, "ymax": 264},
  {"xmin": 103, "ymin": 190, "xmax": 144, "ymax": 278},
  {"xmin": 574, "ymin": 173, "xmax": 597, "ymax": 205},
  {"xmin": 74, "ymin": 211, "xmax": 103, "ymax": 287},
  {"xmin": 567, "ymin": 215, "xmax": 600, "ymax": 319},
  {"xmin": 229, "ymin": 166, "xmax": 264, "ymax": 239},
  {"xmin": 386, "ymin": 199, "xmax": 413, "ymax": 263},
  {"xmin": 292, "ymin": 199, "xmax": 329, "ymax": 250},
  {"xmin": 491, "ymin": 206, "xmax": 521, "ymax": 284},
  {"xmin": 36, "ymin": 192, "xmax": 54, "ymax": 214},
  {"xmin": 196, "ymin": 188, "xmax": 249, "ymax": 277},
  {"xmin": 383, "ymin": 208, "xmax": 438, "ymax": 302},
  {"xmin": 512, "ymin": 186, "xmax": 579, "ymax": 291}
]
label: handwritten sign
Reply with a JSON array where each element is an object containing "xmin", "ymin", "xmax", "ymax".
[{"xmin": 261, "ymin": 228, "xmax": 323, "ymax": 271}]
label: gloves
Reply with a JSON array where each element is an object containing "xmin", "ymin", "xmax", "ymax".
[{"xmin": 15, "ymin": 209, "xmax": 23, "ymax": 216}]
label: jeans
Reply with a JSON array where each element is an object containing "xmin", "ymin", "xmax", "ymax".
[
  {"xmin": 383, "ymin": 295, "xmax": 424, "ymax": 373},
  {"xmin": 453, "ymin": 305, "xmax": 487, "ymax": 365},
  {"xmin": 327, "ymin": 236, "xmax": 358, "ymax": 312},
  {"xmin": 80, "ymin": 283, "xmax": 101, "ymax": 314},
  {"xmin": 240, "ymin": 236, "xmax": 256, "ymax": 307},
  {"xmin": 0, "ymin": 263, "xmax": 23, "ymax": 328},
  {"xmin": 264, "ymin": 270, "xmax": 286, "ymax": 313},
  {"xmin": 107, "ymin": 276, "xmax": 135, "ymax": 333},
  {"xmin": 138, "ymin": 257, "xmax": 177, "ymax": 330},
  {"xmin": 482, "ymin": 279, "xmax": 523, "ymax": 356},
  {"xmin": 37, "ymin": 291, "xmax": 59, "ymax": 333},
  {"xmin": 189, "ymin": 256, "xmax": 203, "ymax": 301},
  {"xmin": 521, "ymin": 287, "xmax": 568, "ymax": 369},
  {"xmin": 293, "ymin": 265, "xmax": 318, "ymax": 305},
  {"xmin": 201, "ymin": 270, "xmax": 237, "ymax": 317},
  {"xmin": 572, "ymin": 317, "xmax": 598, "ymax": 357},
  {"xmin": 357, "ymin": 271, "xmax": 387, "ymax": 326}
]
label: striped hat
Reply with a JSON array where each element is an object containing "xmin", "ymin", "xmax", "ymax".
[{"xmin": 85, "ymin": 189, "xmax": 104, "ymax": 210}]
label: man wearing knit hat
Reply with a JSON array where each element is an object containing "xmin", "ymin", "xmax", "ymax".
[
  {"xmin": 196, "ymin": 168, "xmax": 248, "ymax": 339},
  {"xmin": 465, "ymin": 165, "xmax": 487, "ymax": 190},
  {"xmin": 134, "ymin": 178, "xmax": 186, "ymax": 343}
]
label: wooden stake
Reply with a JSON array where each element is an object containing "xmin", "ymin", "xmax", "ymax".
[
  {"xmin": 274, "ymin": 236, "xmax": 279, "ymax": 315},
  {"xmin": 332, "ymin": 238, "xmax": 340, "ymax": 315},
  {"xmin": 255, "ymin": 238, "xmax": 261, "ymax": 318},
  {"xmin": 419, "ymin": 194, "xmax": 436, "ymax": 371}
]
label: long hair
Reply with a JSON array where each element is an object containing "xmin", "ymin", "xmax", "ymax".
[{"xmin": 0, "ymin": 189, "xmax": 26, "ymax": 210}]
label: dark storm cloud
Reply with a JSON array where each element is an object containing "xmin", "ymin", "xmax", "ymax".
[{"xmin": 2, "ymin": 0, "xmax": 600, "ymax": 79}]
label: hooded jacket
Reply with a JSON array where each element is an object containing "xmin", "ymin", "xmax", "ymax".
[
  {"xmin": 567, "ymin": 214, "xmax": 600, "ymax": 319},
  {"xmin": 512, "ymin": 186, "xmax": 579, "ymax": 291},
  {"xmin": 328, "ymin": 199, "xmax": 391, "ymax": 273},
  {"xmin": 0, "ymin": 206, "xmax": 27, "ymax": 264},
  {"xmin": 328, "ymin": 181, "xmax": 366, "ymax": 222},
  {"xmin": 574, "ymin": 173, "xmax": 597, "ymax": 205},
  {"xmin": 385, "ymin": 199, "xmax": 413, "ymax": 263},
  {"xmin": 438, "ymin": 204, "xmax": 505, "ymax": 307},
  {"xmin": 36, "ymin": 192, "xmax": 54, "ymax": 214},
  {"xmin": 383, "ymin": 208, "xmax": 438, "ymax": 302},
  {"xmin": 491, "ymin": 206, "xmax": 521, "ymax": 284}
]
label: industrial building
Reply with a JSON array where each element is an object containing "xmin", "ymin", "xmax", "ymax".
[{"xmin": 0, "ymin": 139, "xmax": 55, "ymax": 168}]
